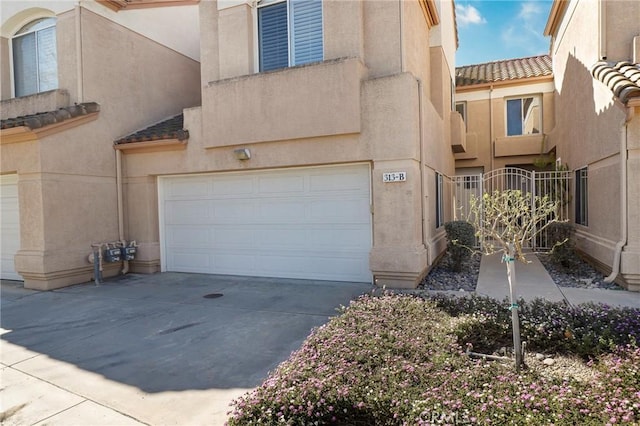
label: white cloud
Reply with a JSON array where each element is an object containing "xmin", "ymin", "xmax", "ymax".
[
  {"xmin": 456, "ymin": 4, "xmax": 487, "ymax": 27},
  {"xmin": 518, "ymin": 2, "xmax": 543, "ymax": 20},
  {"xmin": 501, "ymin": 1, "xmax": 548, "ymax": 55}
]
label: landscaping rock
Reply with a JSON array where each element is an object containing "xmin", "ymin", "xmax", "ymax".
[{"xmin": 543, "ymin": 357, "xmax": 555, "ymax": 366}]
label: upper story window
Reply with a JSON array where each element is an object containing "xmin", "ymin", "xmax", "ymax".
[
  {"xmin": 12, "ymin": 17, "xmax": 58, "ymax": 97},
  {"xmin": 258, "ymin": 0, "xmax": 323, "ymax": 72},
  {"xmin": 506, "ymin": 95, "xmax": 541, "ymax": 136}
]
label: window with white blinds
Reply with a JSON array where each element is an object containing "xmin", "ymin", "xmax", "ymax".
[
  {"xmin": 258, "ymin": 0, "xmax": 323, "ymax": 72},
  {"xmin": 12, "ymin": 18, "xmax": 58, "ymax": 97}
]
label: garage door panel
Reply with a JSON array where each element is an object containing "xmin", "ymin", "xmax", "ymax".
[
  {"xmin": 1, "ymin": 174, "xmax": 21, "ymax": 280},
  {"xmin": 168, "ymin": 251, "xmax": 211, "ymax": 272},
  {"xmin": 166, "ymin": 226, "xmax": 211, "ymax": 247},
  {"xmin": 213, "ymin": 200, "xmax": 256, "ymax": 221},
  {"xmin": 213, "ymin": 228, "xmax": 255, "ymax": 247},
  {"xmin": 258, "ymin": 175, "xmax": 305, "ymax": 194},
  {"xmin": 309, "ymin": 198, "xmax": 369, "ymax": 221},
  {"xmin": 161, "ymin": 164, "xmax": 372, "ymax": 282},
  {"xmin": 258, "ymin": 200, "xmax": 306, "ymax": 222},
  {"xmin": 309, "ymin": 171, "xmax": 368, "ymax": 192},
  {"xmin": 212, "ymin": 177, "xmax": 254, "ymax": 196},
  {"xmin": 165, "ymin": 179, "xmax": 209, "ymax": 199},
  {"xmin": 165, "ymin": 200, "xmax": 212, "ymax": 224}
]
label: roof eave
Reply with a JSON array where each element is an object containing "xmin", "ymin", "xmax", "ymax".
[
  {"xmin": 114, "ymin": 138, "xmax": 188, "ymax": 153},
  {"xmin": 456, "ymin": 74, "xmax": 554, "ymax": 92},
  {"xmin": 97, "ymin": 0, "xmax": 198, "ymax": 12},
  {"xmin": 544, "ymin": 0, "xmax": 569, "ymax": 37},
  {"xmin": 419, "ymin": 0, "xmax": 440, "ymax": 28},
  {"xmin": 0, "ymin": 112, "xmax": 99, "ymax": 144}
]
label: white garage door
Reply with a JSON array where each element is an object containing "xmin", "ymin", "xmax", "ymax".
[
  {"xmin": 159, "ymin": 164, "xmax": 372, "ymax": 282},
  {"xmin": 1, "ymin": 174, "xmax": 21, "ymax": 281}
]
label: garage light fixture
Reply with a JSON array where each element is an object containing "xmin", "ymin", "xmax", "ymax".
[{"xmin": 234, "ymin": 148, "xmax": 251, "ymax": 160}]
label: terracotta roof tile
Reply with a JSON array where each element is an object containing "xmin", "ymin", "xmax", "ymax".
[
  {"xmin": 591, "ymin": 61, "xmax": 640, "ymax": 104},
  {"xmin": 455, "ymin": 55, "xmax": 552, "ymax": 87},
  {"xmin": 0, "ymin": 102, "xmax": 100, "ymax": 130},
  {"xmin": 114, "ymin": 113, "xmax": 188, "ymax": 144}
]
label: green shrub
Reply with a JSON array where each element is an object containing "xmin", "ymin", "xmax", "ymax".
[
  {"xmin": 547, "ymin": 222, "xmax": 577, "ymax": 268},
  {"xmin": 429, "ymin": 294, "xmax": 640, "ymax": 359},
  {"xmin": 444, "ymin": 221, "xmax": 476, "ymax": 272}
]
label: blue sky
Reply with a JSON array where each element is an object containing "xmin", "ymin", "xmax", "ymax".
[{"xmin": 455, "ymin": 0, "xmax": 554, "ymax": 66}]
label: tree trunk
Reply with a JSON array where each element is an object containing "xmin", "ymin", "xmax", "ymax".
[{"xmin": 505, "ymin": 243, "xmax": 523, "ymax": 370}]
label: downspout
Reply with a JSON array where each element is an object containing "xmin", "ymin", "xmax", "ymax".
[
  {"xmin": 116, "ymin": 149, "xmax": 129, "ymax": 275},
  {"xmin": 604, "ymin": 107, "xmax": 632, "ymax": 283},
  {"xmin": 75, "ymin": 4, "xmax": 84, "ymax": 102},
  {"xmin": 399, "ymin": 0, "xmax": 404, "ymax": 73},
  {"xmin": 598, "ymin": 0, "xmax": 607, "ymax": 60},
  {"xmin": 489, "ymin": 85, "xmax": 495, "ymax": 172},
  {"xmin": 417, "ymin": 78, "xmax": 428, "ymax": 262}
]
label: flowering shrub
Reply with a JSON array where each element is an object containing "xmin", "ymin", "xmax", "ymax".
[
  {"xmin": 430, "ymin": 294, "xmax": 640, "ymax": 359},
  {"xmin": 227, "ymin": 295, "xmax": 639, "ymax": 425}
]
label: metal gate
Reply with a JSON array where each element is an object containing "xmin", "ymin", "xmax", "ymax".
[{"xmin": 449, "ymin": 168, "xmax": 571, "ymax": 250}]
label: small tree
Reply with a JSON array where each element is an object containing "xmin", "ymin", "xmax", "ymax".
[{"xmin": 468, "ymin": 189, "xmax": 562, "ymax": 370}]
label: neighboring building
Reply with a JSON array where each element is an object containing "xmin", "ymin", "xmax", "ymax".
[
  {"xmin": 453, "ymin": 55, "xmax": 555, "ymax": 176},
  {"xmin": 544, "ymin": 0, "xmax": 640, "ymax": 291},
  {"xmin": 1, "ymin": 0, "xmax": 460, "ymax": 290},
  {"xmin": 1, "ymin": 1, "xmax": 202, "ymax": 289}
]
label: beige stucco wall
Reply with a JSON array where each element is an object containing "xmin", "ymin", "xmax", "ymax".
[
  {"xmin": 604, "ymin": 0, "xmax": 640, "ymax": 62},
  {"xmin": 1, "ymin": 7, "xmax": 201, "ymax": 290},
  {"xmin": 121, "ymin": 0, "xmax": 456, "ymax": 289},
  {"xmin": 547, "ymin": 0, "xmax": 639, "ymax": 290}
]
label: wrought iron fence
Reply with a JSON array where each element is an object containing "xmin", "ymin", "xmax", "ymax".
[{"xmin": 448, "ymin": 168, "xmax": 571, "ymax": 250}]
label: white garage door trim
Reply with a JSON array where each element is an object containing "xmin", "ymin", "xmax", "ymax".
[
  {"xmin": 1, "ymin": 174, "xmax": 22, "ymax": 281},
  {"xmin": 158, "ymin": 164, "xmax": 372, "ymax": 282}
]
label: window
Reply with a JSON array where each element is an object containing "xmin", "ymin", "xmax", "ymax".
[
  {"xmin": 455, "ymin": 101, "xmax": 467, "ymax": 129},
  {"xmin": 575, "ymin": 167, "xmax": 588, "ymax": 226},
  {"xmin": 12, "ymin": 18, "xmax": 58, "ymax": 97},
  {"xmin": 258, "ymin": 0, "xmax": 323, "ymax": 72},
  {"xmin": 506, "ymin": 96, "xmax": 541, "ymax": 136},
  {"xmin": 436, "ymin": 172, "xmax": 444, "ymax": 228}
]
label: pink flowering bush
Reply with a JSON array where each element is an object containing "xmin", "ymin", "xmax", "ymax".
[{"xmin": 227, "ymin": 295, "xmax": 639, "ymax": 425}]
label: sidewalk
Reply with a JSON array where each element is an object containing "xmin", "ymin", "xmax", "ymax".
[{"xmin": 476, "ymin": 253, "xmax": 640, "ymax": 309}]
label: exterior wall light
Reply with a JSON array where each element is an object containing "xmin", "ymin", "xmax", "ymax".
[{"xmin": 234, "ymin": 148, "xmax": 251, "ymax": 160}]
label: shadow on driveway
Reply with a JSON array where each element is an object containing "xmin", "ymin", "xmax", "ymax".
[{"xmin": 1, "ymin": 273, "xmax": 372, "ymax": 393}]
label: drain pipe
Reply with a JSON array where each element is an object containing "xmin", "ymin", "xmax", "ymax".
[
  {"xmin": 116, "ymin": 149, "xmax": 129, "ymax": 275},
  {"xmin": 416, "ymin": 78, "xmax": 429, "ymax": 262},
  {"xmin": 604, "ymin": 107, "xmax": 632, "ymax": 283}
]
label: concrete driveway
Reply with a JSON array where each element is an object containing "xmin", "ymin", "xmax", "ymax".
[{"xmin": 1, "ymin": 273, "xmax": 372, "ymax": 425}]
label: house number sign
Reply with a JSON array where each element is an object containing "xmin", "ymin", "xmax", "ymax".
[{"xmin": 382, "ymin": 172, "xmax": 407, "ymax": 183}]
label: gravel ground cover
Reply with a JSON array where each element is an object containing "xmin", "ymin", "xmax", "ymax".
[{"xmin": 419, "ymin": 251, "xmax": 623, "ymax": 291}]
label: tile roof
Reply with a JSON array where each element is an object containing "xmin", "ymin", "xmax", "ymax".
[
  {"xmin": 591, "ymin": 61, "xmax": 640, "ymax": 104},
  {"xmin": 0, "ymin": 102, "xmax": 100, "ymax": 130},
  {"xmin": 114, "ymin": 113, "xmax": 188, "ymax": 144},
  {"xmin": 455, "ymin": 55, "xmax": 553, "ymax": 87}
]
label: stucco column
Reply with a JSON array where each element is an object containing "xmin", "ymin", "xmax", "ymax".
[
  {"xmin": 621, "ymin": 116, "xmax": 640, "ymax": 291},
  {"xmin": 126, "ymin": 175, "xmax": 161, "ymax": 274},
  {"xmin": 369, "ymin": 160, "xmax": 428, "ymax": 288}
]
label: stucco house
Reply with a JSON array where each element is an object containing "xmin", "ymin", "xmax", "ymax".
[
  {"xmin": 453, "ymin": 55, "xmax": 556, "ymax": 176},
  {"xmin": 543, "ymin": 0, "xmax": 640, "ymax": 291},
  {"xmin": 1, "ymin": 0, "xmax": 460, "ymax": 290},
  {"xmin": 1, "ymin": 1, "xmax": 202, "ymax": 289}
]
